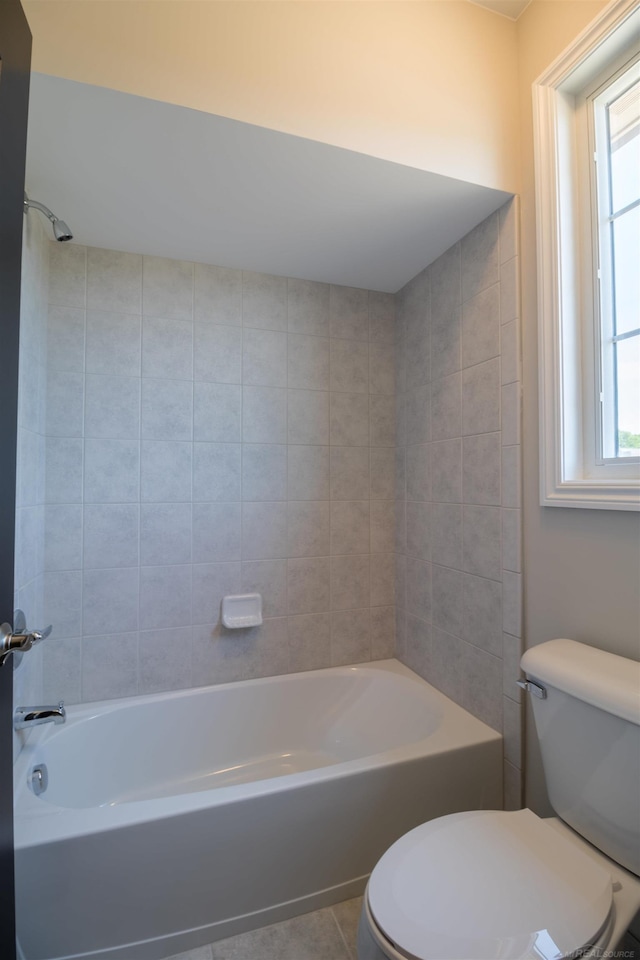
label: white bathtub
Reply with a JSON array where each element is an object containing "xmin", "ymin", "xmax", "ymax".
[{"xmin": 14, "ymin": 659, "xmax": 502, "ymax": 960}]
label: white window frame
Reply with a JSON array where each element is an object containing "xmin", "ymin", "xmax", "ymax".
[{"xmin": 534, "ymin": 0, "xmax": 640, "ymax": 510}]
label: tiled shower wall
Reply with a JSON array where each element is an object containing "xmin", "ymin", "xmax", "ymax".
[
  {"xmin": 41, "ymin": 245, "xmax": 397, "ymax": 703},
  {"xmin": 394, "ymin": 199, "xmax": 523, "ymax": 807},
  {"xmin": 13, "ymin": 213, "xmax": 48, "ymax": 756}
]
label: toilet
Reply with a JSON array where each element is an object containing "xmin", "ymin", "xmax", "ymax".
[{"xmin": 358, "ymin": 638, "xmax": 640, "ymax": 960}]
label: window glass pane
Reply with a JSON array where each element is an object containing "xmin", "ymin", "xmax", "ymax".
[
  {"xmin": 615, "ymin": 334, "xmax": 640, "ymax": 457},
  {"xmin": 612, "ymin": 205, "xmax": 640, "ymax": 336},
  {"xmin": 609, "ymin": 77, "xmax": 640, "ymax": 213}
]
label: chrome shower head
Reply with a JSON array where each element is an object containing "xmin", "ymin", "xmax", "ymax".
[
  {"xmin": 52, "ymin": 219, "xmax": 73, "ymax": 242},
  {"xmin": 24, "ymin": 194, "xmax": 74, "ymax": 242}
]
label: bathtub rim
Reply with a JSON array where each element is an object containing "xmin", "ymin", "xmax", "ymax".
[{"xmin": 14, "ymin": 658, "xmax": 502, "ymax": 849}]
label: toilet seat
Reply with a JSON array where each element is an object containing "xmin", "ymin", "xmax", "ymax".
[{"xmin": 367, "ymin": 809, "xmax": 614, "ymax": 960}]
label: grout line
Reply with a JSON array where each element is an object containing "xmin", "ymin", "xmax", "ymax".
[{"xmin": 330, "ymin": 904, "xmax": 355, "ymax": 960}]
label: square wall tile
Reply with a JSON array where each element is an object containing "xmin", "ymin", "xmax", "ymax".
[
  {"xmin": 460, "ymin": 212, "xmax": 499, "ymax": 302},
  {"xmin": 330, "ymin": 339, "xmax": 369, "ymax": 394},
  {"xmin": 462, "ymin": 358, "xmax": 500, "ymax": 436},
  {"xmin": 330, "ymin": 285, "xmax": 369, "ymax": 341},
  {"xmin": 462, "ymin": 573, "xmax": 502, "ymax": 656},
  {"xmin": 81, "ymin": 633, "xmax": 138, "ymax": 701},
  {"xmin": 370, "ymin": 553, "xmax": 395, "ymax": 607},
  {"xmin": 44, "ymin": 570, "xmax": 82, "ymax": 638},
  {"xmin": 331, "ymin": 555, "xmax": 369, "ymax": 611},
  {"xmin": 370, "ymin": 447, "xmax": 395, "ymax": 500},
  {"xmin": 287, "ymin": 278, "xmax": 329, "ymax": 337},
  {"xmin": 406, "ymin": 385, "xmax": 430, "ymax": 446},
  {"xmin": 369, "ymin": 291, "xmax": 396, "ymax": 344},
  {"xmin": 84, "ymin": 503, "xmax": 139, "ymax": 569},
  {"xmin": 242, "ymin": 502, "xmax": 288, "ymax": 560},
  {"xmin": 287, "ymin": 389, "xmax": 328, "ymax": 445},
  {"xmin": 49, "ymin": 243, "xmax": 86, "ymax": 308},
  {"xmin": 406, "ymin": 557, "xmax": 431, "ymax": 622},
  {"xmin": 459, "ymin": 642, "xmax": 502, "ymax": 730},
  {"xmin": 141, "ymin": 440, "xmax": 192, "ymax": 502},
  {"xmin": 242, "ymin": 271, "xmax": 287, "ymax": 331},
  {"xmin": 45, "ymin": 438, "xmax": 83, "ymax": 504},
  {"xmin": 432, "ymin": 563, "xmax": 463, "ymax": 637},
  {"xmin": 243, "ymin": 328, "xmax": 287, "ymax": 387},
  {"xmin": 139, "ymin": 564, "xmax": 191, "ymax": 631},
  {"xmin": 288, "ymin": 613, "xmax": 331, "ymax": 672},
  {"xmin": 430, "ymin": 305, "xmax": 461, "ymax": 382},
  {"xmin": 243, "ymin": 386, "xmax": 287, "ymax": 444},
  {"xmin": 194, "ymin": 382, "xmax": 241, "ymax": 443},
  {"xmin": 431, "ymin": 439, "xmax": 462, "ymax": 504},
  {"xmin": 430, "ymin": 502, "xmax": 462, "ymax": 570},
  {"xmin": 330, "ymin": 447, "xmax": 369, "ymax": 501},
  {"xmin": 430, "ymin": 243, "xmax": 461, "ymax": 319},
  {"xmin": 241, "ymin": 560, "xmax": 287, "ymax": 618},
  {"xmin": 369, "ymin": 342, "xmax": 396, "ymax": 396},
  {"xmin": 140, "ymin": 502, "xmax": 191, "ymax": 566},
  {"xmin": 431, "ymin": 373, "xmax": 461, "ymax": 442},
  {"xmin": 463, "ymin": 433, "xmax": 501, "ymax": 505},
  {"xmin": 461, "ymin": 283, "xmax": 500, "ymax": 369},
  {"xmin": 242, "ymin": 444, "xmax": 287, "ymax": 501},
  {"xmin": 82, "ymin": 567, "xmax": 139, "ymax": 637},
  {"xmin": 406, "ymin": 500, "xmax": 431, "ymax": 562},
  {"xmin": 500, "ymin": 257, "xmax": 520, "ymax": 325},
  {"xmin": 406, "ymin": 443, "xmax": 431, "ymax": 503},
  {"xmin": 44, "ymin": 505, "xmax": 82, "ymax": 571},
  {"xmin": 46, "ymin": 371, "xmax": 84, "ymax": 438},
  {"xmin": 192, "ymin": 562, "xmax": 241, "ymax": 625},
  {"xmin": 287, "ymin": 445, "xmax": 329, "ymax": 501},
  {"xmin": 86, "ymin": 310, "xmax": 141, "ymax": 378},
  {"xmin": 370, "ymin": 395, "xmax": 395, "ymax": 447},
  {"xmin": 462, "ymin": 504, "xmax": 501, "ymax": 581},
  {"xmin": 287, "ymin": 334, "xmax": 329, "ymax": 391},
  {"xmin": 288, "ymin": 501, "xmax": 330, "ymax": 558},
  {"xmin": 139, "ymin": 627, "xmax": 192, "ymax": 694},
  {"xmin": 194, "ymin": 323, "xmax": 242, "ymax": 384},
  {"xmin": 331, "ymin": 609, "xmax": 370, "ymax": 666},
  {"xmin": 42, "ymin": 639, "xmax": 81, "ymax": 705},
  {"xmin": 195, "ymin": 263, "xmax": 242, "ymax": 326},
  {"xmin": 371, "ymin": 606, "xmax": 396, "ymax": 659},
  {"xmin": 193, "ymin": 442, "xmax": 241, "ymax": 502},
  {"xmin": 288, "ymin": 557, "xmax": 330, "ymax": 615},
  {"xmin": 87, "ymin": 248, "xmax": 142, "ymax": 314},
  {"xmin": 142, "ymin": 316, "xmax": 193, "ymax": 381},
  {"xmin": 142, "ymin": 256, "xmax": 193, "ymax": 321},
  {"xmin": 84, "ymin": 439, "xmax": 139, "ymax": 503},
  {"xmin": 331, "ymin": 501, "xmax": 370, "ymax": 555},
  {"xmin": 85, "ymin": 375, "xmax": 140, "ymax": 440},
  {"xmin": 47, "ymin": 306, "xmax": 85, "ymax": 373},
  {"xmin": 329, "ymin": 392, "xmax": 369, "ymax": 447},
  {"xmin": 141, "ymin": 378, "xmax": 192, "ymax": 441}
]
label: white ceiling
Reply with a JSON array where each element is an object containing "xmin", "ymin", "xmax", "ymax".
[{"xmin": 26, "ymin": 74, "xmax": 510, "ymax": 293}]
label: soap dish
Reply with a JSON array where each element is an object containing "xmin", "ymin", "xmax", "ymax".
[{"xmin": 221, "ymin": 594, "xmax": 263, "ymax": 629}]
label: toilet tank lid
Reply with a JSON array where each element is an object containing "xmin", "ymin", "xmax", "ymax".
[{"xmin": 521, "ymin": 639, "xmax": 640, "ymax": 726}]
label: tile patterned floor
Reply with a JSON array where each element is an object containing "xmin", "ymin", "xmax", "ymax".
[{"xmin": 167, "ymin": 897, "xmax": 362, "ymax": 960}]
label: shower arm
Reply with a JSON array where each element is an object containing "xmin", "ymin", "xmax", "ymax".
[{"xmin": 23, "ymin": 194, "xmax": 58, "ymax": 224}]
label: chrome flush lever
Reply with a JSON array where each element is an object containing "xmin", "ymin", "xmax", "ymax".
[
  {"xmin": 516, "ymin": 679, "xmax": 547, "ymax": 699},
  {"xmin": 0, "ymin": 610, "xmax": 52, "ymax": 667}
]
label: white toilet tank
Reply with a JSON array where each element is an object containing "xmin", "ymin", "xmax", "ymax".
[{"xmin": 522, "ymin": 638, "xmax": 640, "ymax": 877}]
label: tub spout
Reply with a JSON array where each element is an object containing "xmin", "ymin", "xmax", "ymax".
[{"xmin": 14, "ymin": 702, "xmax": 66, "ymax": 730}]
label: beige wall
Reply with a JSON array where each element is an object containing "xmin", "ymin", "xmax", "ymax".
[
  {"xmin": 516, "ymin": 0, "xmax": 640, "ymax": 813},
  {"xmin": 23, "ymin": 0, "xmax": 519, "ymax": 193}
]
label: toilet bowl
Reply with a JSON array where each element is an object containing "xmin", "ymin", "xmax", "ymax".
[
  {"xmin": 357, "ymin": 640, "xmax": 640, "ymax": 960},
  {"xmin": 358, "ymin": 810, "xmax": 640, "ymax": 960}
]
